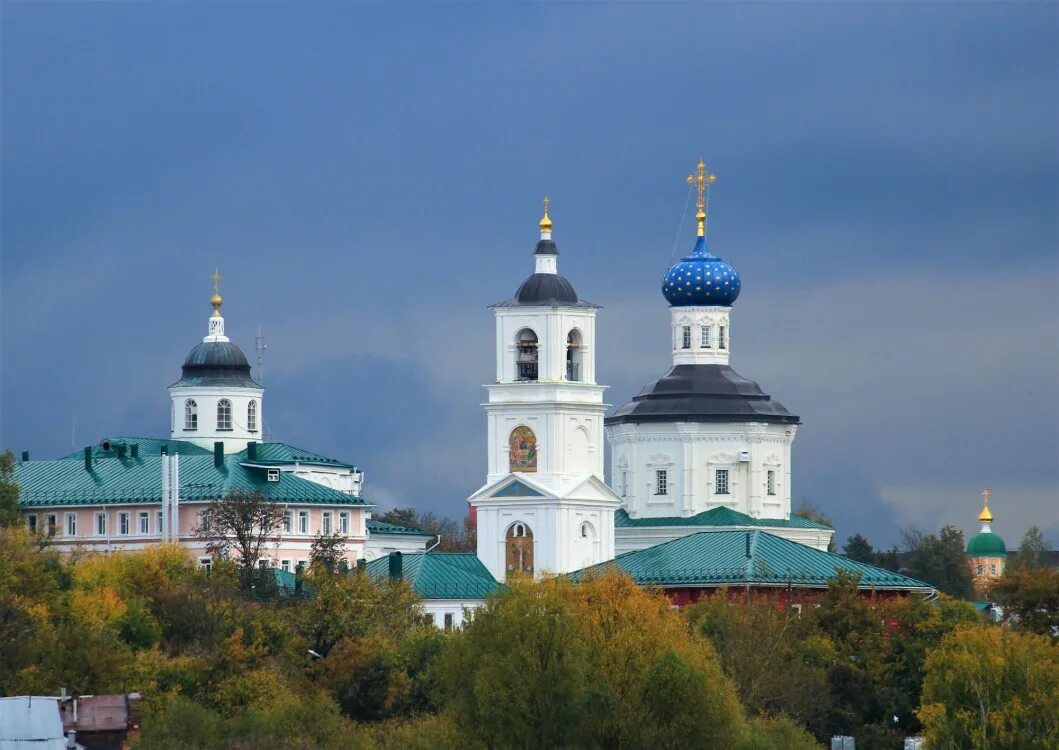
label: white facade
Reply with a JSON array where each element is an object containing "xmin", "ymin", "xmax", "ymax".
[
  {"xmin": 470, "ymin": 213, "xmax": 621, "ymax": 581},
  {"xmin": 670, "ymin": 305, "xmax": 733, "ymax": 366},
  {"xmin": 422, "ymin": 600, "xmax": 484, "ymax": 630},
  {"xmin": 608, "ymin": 421, "xmax": 796, "ymax": 521}
]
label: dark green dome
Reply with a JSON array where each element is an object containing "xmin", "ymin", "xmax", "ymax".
[{"xmin": 967, "ymin": 531, "xmax": 1006, "ymax": 556}]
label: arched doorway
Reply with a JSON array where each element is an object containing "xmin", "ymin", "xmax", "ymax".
[{"xmin": 506, "ymin": 522, "xmax": 534, "ymax": 575}]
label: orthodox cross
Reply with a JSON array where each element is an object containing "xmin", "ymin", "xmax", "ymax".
[
  {"xmin": 686, "ymin": 160, "xmax": 717, "ymax": 235},
  {"xmin": 211, "ymin": 268, "xmax": 222, "ymax": 295}
]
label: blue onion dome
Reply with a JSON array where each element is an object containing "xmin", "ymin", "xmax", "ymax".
[{"xmin": 662, "ymin": 235, "xmax": 741, "ymax": 307}]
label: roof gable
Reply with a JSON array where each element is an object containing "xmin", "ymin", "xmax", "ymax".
[{"xmin": 234, "ymin": 442, "xmax": 356, "ymax": 470}]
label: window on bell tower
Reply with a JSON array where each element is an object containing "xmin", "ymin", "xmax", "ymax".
[
  {"xmin": 515, "ymin": 329, "xmax": 539, "ymax": 382},
  {"xmin": 700, "ymin": 326, "xmax": 711, "ymax": 348},
  {"xmin": 719, "ymin": 326, "xmax": 727, "ymax": 350},
  {"xmin": 247, "ymin": 400, "xmax": 257, "ymax": 432},
  {"xmin": 681, "ymin": 326, "xmax": 691, "ymax": 349}
]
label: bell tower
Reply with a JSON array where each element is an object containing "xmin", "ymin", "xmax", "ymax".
[{"xmin": 469, "ymin": 200, "xmax": 620, "ymax": 582}]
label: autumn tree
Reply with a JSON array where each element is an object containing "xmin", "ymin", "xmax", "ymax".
[
  {"xmin": 310, "ymin": 531, "xmax": 349, "ymax": 572},
  {"xmin": 375, "ymin": 506, "xmax": 475, "ymax": 552},
  {"xmin": 435, "ymin": 571, "xmax": 752, "ymax": 749},
  {"xmin": 843, "ymin": 533, "xmax": 876, "ymax": 564},
  {"xmin": 919, "ymin": 623, "xmax": 1059, "ymax": 749},
  {"xmin": 988, "ymin": 565, "xmax": 1059, "ymax": 637},
  {"xmin": 194, "ymin": 490, "xmax": 285, "ymax": 590},
  {"xmin": 0, "ymin": 450, "xmax": 21, "ymax": 527}
]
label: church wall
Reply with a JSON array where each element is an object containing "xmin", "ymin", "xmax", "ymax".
[{"xmin": 608, "ymin": 422, "xmax": 795, "ymax": 520}]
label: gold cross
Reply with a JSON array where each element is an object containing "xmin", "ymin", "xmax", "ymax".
[
  {"xmin": 543, "ymin": 196, "xmax": 550, "ymax": 215},
  {"xmin": 687, "ymin": 160, "xmax": 717, "ymax": 235},
  {"xmin": 982, "ymin": 488, "xmax": 990, "ymax": 505},
  {"xmin": 210, "ymin": 268, "xmax": 222, "ymax": 295}
]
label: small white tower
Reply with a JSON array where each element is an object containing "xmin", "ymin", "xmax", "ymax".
[
  {"xmin": 469, "ymin": 200, "xmax": 620, "ymax": 581},
  {"xmin": 169, "ymin": 270, "xmax": 264, "ymax": 454}
]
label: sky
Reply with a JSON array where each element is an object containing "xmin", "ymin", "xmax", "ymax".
[{"xmin": 2, "ymin": 2, "xmax": 1057, "ymax": 549}]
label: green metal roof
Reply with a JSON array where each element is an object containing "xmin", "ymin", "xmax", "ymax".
[
  {"xmin": 570, "ymin": 530, "xmax": 932, "ymax": 591},
  {"xmin": 614, "ymin": 506, "xmax": 831, "ymax": 531},
  {"xmin": 966, "ymin": 531, "xmax": 1007, "ymax": 556},
  {"xmin": 60, "ymin": 438, "xmax": 212, "ymax": 460},
  {"xmin": 15, "ymin": 454, "xmax": 370, "ymax": 507},
  {"xmin": 365, "ymin": 553, "xmax": 502, "ymax": 600},
  {"xmin": 367, "ymin": 518, "xmax": 435, "ymax": 537},
  {"xmin": 234, "ymin": 442, "xmax": 357, "ymax": 470}
]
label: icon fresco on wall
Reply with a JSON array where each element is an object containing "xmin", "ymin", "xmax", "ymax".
[{"xmin": 509, "ymin": 426, "xmax": 537, "ymax": 472}]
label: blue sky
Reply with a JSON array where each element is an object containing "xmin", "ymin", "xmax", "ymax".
[{"xmin": 3, "ymin": 3, "xmax": 1057, "ymax": 548}]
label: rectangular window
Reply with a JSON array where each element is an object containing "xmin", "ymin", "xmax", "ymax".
[
  {"xmin": 719, "ymin": 325, "xmax": 727, "ymax": 350},
  {"xmin": 977, "ymin": 564, "xmax": 983, "ymax": 575},
  {"xmin": 700, "ymin": 326, "xmax": 711, "ymax": 348},
  {"xmin": 298, "ymin": 510, "xmax": 309, "ymax": 534},
  {"xmin": 65, "ymin": 513, "xmax": 77, "ymax": 537},
  {"xmin": 681, "ymin": 325, "xmax": 691, "ymax": 349},
  {"xmin": 199, "ymin": 557, "xmax": 212, "ymax": 573},
  {"xmin": 766, "ymin": 470, "xmax": 776, "ymax": 496},
  {"xmin": 444, "ymin": 613, "xmax": 454, "ymax": 632},
  {"xmin": 119, "ymin": 512, "xmax": 131, "ymax": 535},
  {"xmin": 47, "ymin": 514, "xmax": 58, "ymax": 534},
  {"xmin": 296, "ymin": 560, "xmax": 307, "ymax": 573},
  {"xmin": 281, "ymin": 560, "xmax": 291, "ymax": 573},
  {"xmin": 990, "ymin": 564, "xmax": 997, "ymax": 575},
  {"xmin": 339, "ymin": 511, "xmax": 349, "ymax": 535},
  {"xmin": 96, "ymin": 512, "xmax": 107, "ymax": 536},
  {"xmin": 156, "ymin": 511, "xmax": 164, "ymax": 535},
  {"xmin": 283, "ymin": 510, "xmax": 293, "ymax": 534},
  {"xmin": 655, "ymin": 469, "xmax": 668, "ymax": 496},
  {"xmin": 27, "ymin": 514, "xmax": 37, "ymax": 533},
  {"xmin": 621, "ymin": 470, "xmax": 628, "ymax": 498},
  {"xmin": 715, "ymin": 469, "xmax": 730, "ymax": 495},
  {"xmin": 322, "ymin": 512, "xmax": 333, "ymax": 535},
  {"xmin": 138, "ymin": 512, "xmax": 150, "ymax": 535},
  {"xmin": 258, "ymin": 559, "xmax": 270, "ymax": 570}
]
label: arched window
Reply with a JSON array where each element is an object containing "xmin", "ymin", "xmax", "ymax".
[
  {"xmin": 580, "ymin": 522, "xmax": 591, "ymax": 539},
  {"xmin": 184, "ymin": 399, "xmax": 198, "ymax": 430},
  {"xmin": 509, "ymin": 426, "xmax": 537, "ymax": 473},
  {"xmin": 247, "ymin": 400, "xmax": 258, "ymax": 432},
  {"xmin": 515, "ymin": 328, "xmax": 538, "ymax": 382},
  {"xmin": 506, "ymin": 522, "xmax": 534, "ymax": 575},
  {"xmin": 566, "ymin": 329, "xmax": 583, "ymax": 381},
  {"xmin": 217, "ymin": 399, "xmax": 232, "ymax": 430}
]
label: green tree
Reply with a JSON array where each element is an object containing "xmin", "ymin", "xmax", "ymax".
[
  {"xmin": 1015, "ymin": 525, "xmax": 1050, "ymax": 570},
  {"xmin": 843, "ymin": 533, "xmax": 876, "ymax": 564},
  {"xmin": 919, "ymin": 623, "xmax": 1059, "ymax": 749},
  {"xmin": 902, "ymin": 525, "xmax": 974, "ymax": 599},
  {"xmin": 310, "ymin": 531, "xmax": 348, "ymax": 572},
  {"xmin": 0, "ymin": 451, "xmax": 22, "ymax": 527},
  {"xmin": 988, "ymin": 565, "xmax": 1059, "ymax": 637}
]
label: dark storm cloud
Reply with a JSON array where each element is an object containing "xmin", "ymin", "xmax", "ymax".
[{"xmin": 3, "ymin": 3, "xmax": 1056, "ymax": 547}]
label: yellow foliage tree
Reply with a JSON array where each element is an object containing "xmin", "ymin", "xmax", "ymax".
[{"xmin": 919, "ymin": 623, "xmax": 1059, "ymax": 749}]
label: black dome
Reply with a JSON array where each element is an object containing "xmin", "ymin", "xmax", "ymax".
[
  {"xmin": 606, "ymin": 365, "xmax": 799, "ymax": 425},
  {"xmin": 170, "ymin": 341, "xmax": 259, "ymax": 388},
  {"xmin": 514, "ymin": 273, "xmax": 579, "ymax": 305}
]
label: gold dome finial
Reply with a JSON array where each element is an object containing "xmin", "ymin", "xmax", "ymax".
[
  {"xmin": 539, "ymin": 195, "xmax": 553, "ymax": 235},
  {"xmin": 978, "ymin": 489, "xmax": 993, "ymax": 523},
  {"xmin": 686, "ymin": 159, "xmax": 717, "ymax": 237},
  {"xmin": 210, "ymin": 268, "xmax": 223, "ymax": 317}
]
